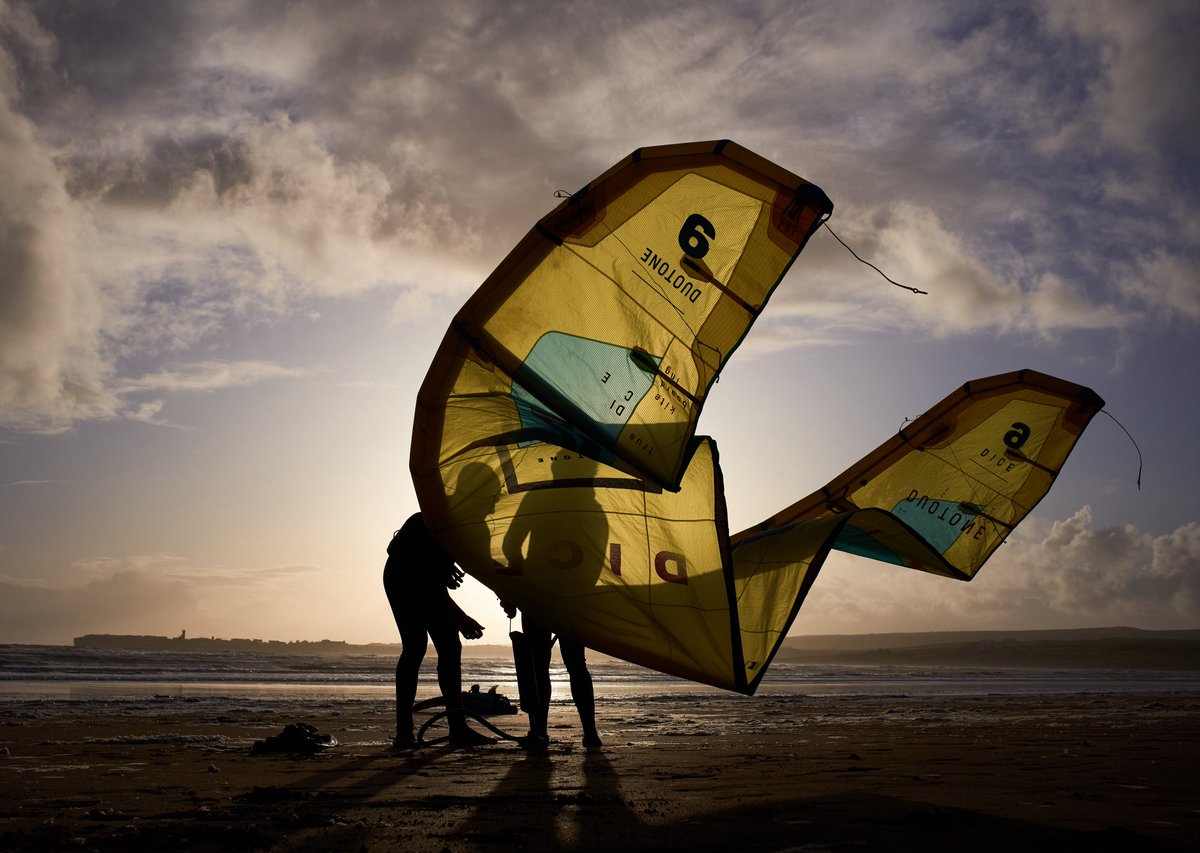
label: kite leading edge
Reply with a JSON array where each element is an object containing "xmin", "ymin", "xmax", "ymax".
[{"xmin": 410, "ymin": 140, "xmax": 1104, "ymax": 694}]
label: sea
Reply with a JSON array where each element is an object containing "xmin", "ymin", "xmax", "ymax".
[{"xmin": 2, "ymin": 644, "xmax": 1198, "ymax": 704}]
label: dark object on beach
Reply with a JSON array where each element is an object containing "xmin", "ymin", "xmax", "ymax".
[
  {"xmin": 250, "ymin": 723, "xmax": 337, "ymax": 755},
  {"xmin": 412, "ymin": 685, "xmax": 519, "ymax": 717},
  {"xmin": 465, "ymin": 684, "xmax": 519, "ymax": 716}
]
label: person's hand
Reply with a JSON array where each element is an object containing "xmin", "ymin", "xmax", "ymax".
[
  {"xmin": 459, "ymin": 617, "xmax": 484, "ymax": 640},
  {"xmin": 446, "ymin": 565, "xmax": 465, "ymax": 589},
  {"xmin": 500, "ymin": 600, "xmax": 517, "ymax": 620}
]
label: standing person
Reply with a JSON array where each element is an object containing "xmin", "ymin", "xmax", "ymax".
[
  {"xmin": 503, "ymin": 601, "xmax": 602, "ymax": 750},
  {"xmin": 384, "ymin": 512, "xmax": 493, "ymax": 748},
  {"xmin": 499, "ymin": 454, "xmax": 606, "ymax": 750}
]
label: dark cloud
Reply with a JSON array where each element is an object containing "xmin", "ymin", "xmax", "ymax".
[
  {"xmin": 1, "ymin": 0, "xmax": 1197, "ymax": 429},
  {"xmin": 0, "ymin": 53, "xmax": 114, "ymax": 428}
]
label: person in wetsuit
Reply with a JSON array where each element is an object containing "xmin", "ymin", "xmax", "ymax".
[{"xmin": 384, "ymin": 512, "xmax": 493, "ymax": 747}]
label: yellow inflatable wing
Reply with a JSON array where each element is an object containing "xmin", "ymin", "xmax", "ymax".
[
  {"xmin": 411, "ymin": 139, "xmax": 832, "ymax": 494},
  {"xmin": 728, "ymin": 369, "xmax": 1103, "ymax": 691},
  {"xmin": 410, "ymin": 140, "xmax": 1104, "ymax": 693}
]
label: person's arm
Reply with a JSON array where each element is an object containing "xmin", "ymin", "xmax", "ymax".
[
  {"xmin": 449, "ymin": 598, "xmax": 484, "ymax": 640},
  {"xmin": 501, "ymin": 513, "xmax": 528, "ymax": 572}
]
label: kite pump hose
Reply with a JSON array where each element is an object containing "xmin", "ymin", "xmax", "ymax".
[
  {"xmin": 416, "ymin": 708, "xmax": 524, "ymax": 746},
  {"xmin": 415, "ymin": 629, "xmax": 547, "ymax": 747}
]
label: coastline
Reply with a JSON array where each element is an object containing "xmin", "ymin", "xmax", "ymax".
[
  {"xmin": 61, "ymin": 627, "xmax": 1200, "ymax": 669},
  {"xmin": 3, "ymin": 687, "xmax": 1198, "ymax": 851}
]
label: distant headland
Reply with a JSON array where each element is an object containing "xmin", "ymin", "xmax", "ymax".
[
  {"xmin": 776, "ymin": 626, "xmax": 1200, "ymax": 670},
  {"xmin": 71, "ymin": 631, "xmax": 512, "ymax": 658},
  {"xmin": 73, "ymin": 631, "xmax": 403, "ymax": 656}
]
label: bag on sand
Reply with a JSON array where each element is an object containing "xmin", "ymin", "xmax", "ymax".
[{"xmin": 250, "ymin": 723, "xmax": 337, "ymax": 755}]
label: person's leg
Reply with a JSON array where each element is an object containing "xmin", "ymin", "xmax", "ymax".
[
  {"xmin": 430, "ymin": 621, "xmax": 493, "ymax": 745},
  {"xmin": 560, "ymin": 638, "xmax": 601, "ymax": 747},
  {"xmin": 393, "ymin": 620, "xmax": 427, "ymax": 743},
  {"xmin": 521, "ymin": 618, "xmax": 553, "ymax": 741},
  {"xmin": 428, "ymin": 621, "xmax": 463, "ymax": 715},
  {"xmin": 385, "ymin": 562, "xmax": 427, "ymax": 744}
]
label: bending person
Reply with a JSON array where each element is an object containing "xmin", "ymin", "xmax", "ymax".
[{"xmin": 384, "ymin": 512, "xmax": 493, "ymax": 748}]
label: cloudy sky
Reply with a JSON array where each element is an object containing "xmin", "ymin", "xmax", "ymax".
[{"xmin": 2, "ymin": 0, "xmax": 1197, "ymax": 647}]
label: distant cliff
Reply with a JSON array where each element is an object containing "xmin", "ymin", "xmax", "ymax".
[
  {"xmin": 777, "ymin": 627, "xmax": 1200, "ymax": 670},
  {"xmin": 71, "ymin": 633, "xmax": 514, "ymax": 658}
]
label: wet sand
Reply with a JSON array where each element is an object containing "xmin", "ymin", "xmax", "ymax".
[{"xmin": 2, "ymin": 691, "xmax": 1198, "ymax": 851}]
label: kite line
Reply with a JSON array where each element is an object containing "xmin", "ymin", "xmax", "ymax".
[
  {"xmin": 1099, "ymin": 409, "xmax": 1143, "ymax": 491},
  {"xmin": 822, "ymin": 222, "xmax": 928, "ymax": 295},
  {"xmin": 554, "ymin": 188, "xmax": 925, "ymax": 296}
]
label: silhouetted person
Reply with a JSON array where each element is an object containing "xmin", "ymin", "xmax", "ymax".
[
  {"xmin": 384, "ymin": 512, "xmax": 493, "ymax": 748},
  {"xmin": 503, "ymin": 600, "xmax": 601, "ymax": 750},
  {"xmin": 501, "ymin": 454, "xmax": 605, "ymax": 750}
]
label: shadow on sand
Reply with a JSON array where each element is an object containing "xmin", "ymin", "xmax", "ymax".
[{"xmin": 11, "ymin": 738, "xmax": 1182, "ymax": 853}]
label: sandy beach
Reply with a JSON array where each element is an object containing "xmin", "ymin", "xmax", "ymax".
[{"xmin": 2, "ymin": 689, "xmax": 1197, "ymax": 852}]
